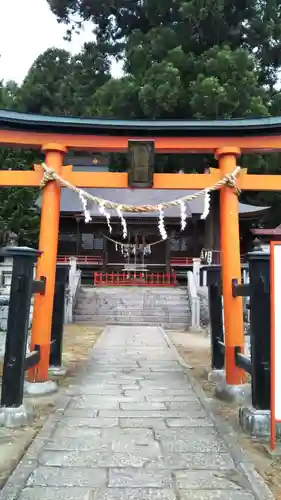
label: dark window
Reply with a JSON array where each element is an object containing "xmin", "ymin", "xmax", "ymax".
[
  {"xmin": 59, "ymin": 233, "xmax": 77, "ymax": 242},
  {"xmin": 93, "ymin": 236, "xmax": 104, "ymax": 250},
  {"xmin": 81, "ymin": 233, "xmax": 94, "ymax": 250}
]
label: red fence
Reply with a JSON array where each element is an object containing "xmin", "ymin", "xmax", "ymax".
[
  {"xmin": 57, "ymin": 255, "xmax": 103, "ymax": 265},
  {"xmin": 94, "ymin": 272, "xmax": 177, "ymax": 287},
  {"xmin": 57, "ymin": 254, "xmax": 194, "ymax": 266},
  {"xmin": 170, "ymin": 257, "xmax": 193, "ymax": 265}
]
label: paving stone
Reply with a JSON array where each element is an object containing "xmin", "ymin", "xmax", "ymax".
[
  {"xmin": 178, "ymin": 492, "xmax": 255, "ymax": 500},
  {"xmin": 27, "ymin": 466, "xmax": 107, "ymax": 487},
  {"xmin": 126, "ymin": 389, "xmax": 193, "ymax": 397},
  {"xmin": 44, "ymin": 436, "xmax": 112, "ymax": 451},
  {"xmin": 99, "ymin": 410, "xmax": 205, "ymax": 418},
  {"xmin": 139, "ymin": 361, "xmax": 181, "ymax": 368},
  {"xmin": 108, "ymin": 468, "xmax": 172, "ymax": 487},
  {"xmin": 155, "ymin": 428, "xmax": 227, "ymax": 453},
  {"xmin": 68, "ymin": 397, "xmax": 120, "ymax": 410},
  {"xmin": 68, "ymin": 387, "xmax": 123, "ymax": 396},
  {"xmin": 39, "ymin": 449, "xmax": 162, "ymax": 467},
  {"xmin": 94, "ymin": 488, "xmax": 177, "ymax": 500},
  {"xmin": 112, "ymin": 440, "xmax": 160, "ymax": 453},
  {"xmin": 120, "ymin": 402, "xmax": 166, "ymax": 411},
  {"xmin": 51, "ymin": 425, "xmax": 102, "ymax": 439},
  {"xmin": 18, "ymin": 487, "xmax": 93, "ymax": 500},
  {"xmin": 58, "ymin": 417, "xmax": 119, "ymax": 427},
  {"xmin": 102, "ymin": 428, "xmax": 154, "ymax": 441},
  {"xmin": 174, "ymin": 470, "xmax": 248, "ymax": 490},
  {"xmin": 145, "ymin": 452, "xmax": 235, "ymax": 470},
  {"xmin": 165, "ymin": 401, "xmax": 203, "ymax": 411},
  {"xmin": 121, "ymin": 385, "xmax": 141, "ymax": 391},
  {"xmin": 146, "ymin": 395, "xmax": 198, "ymax": 402},
  {"xmin": 166, "ymin": 417, "xmax": 213, "ymax": 427},
  {"xmin": 120, "ymin": 418, "xmax": 167, "ymax": 429}
]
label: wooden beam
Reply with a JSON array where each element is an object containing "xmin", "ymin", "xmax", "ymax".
[
  {"xmin": 1, "ymin": 167, "xmax": 281, "ymax": 191},
  {"xmin": 1, "ymin": 129, "xmax": 281, "ymax": 152},
  {"xmin": 152, "ymin": 171, "xmax": 220, "ymax": 189},
  {"xmin": 0, "ymin": 170, "xmax": 42, "ymax": 187},
  {"xmin": 238, "ymin": 174, "xmax": 281, "ymax": 191}
]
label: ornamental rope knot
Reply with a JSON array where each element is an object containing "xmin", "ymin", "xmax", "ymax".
[
  {"xmin": 224, "ymin": 171, "xmax": 241, "ymax": 195},
  {"xmin": 40, "ymin": 169, "xmax": 57, "ymax": 189}
]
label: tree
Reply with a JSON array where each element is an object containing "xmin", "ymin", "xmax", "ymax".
[
  {"xmin": 65, "ymin": 42, "xmax": 111, "ymax": 116},
  {"xmin": 48, "ymin": 0, "xmax": 281, "ymax": 87},
  {"xmin": 0, "ymin": 147, "xmax": 41, "ymax": 247},
  {"xmin": 0, "ymin": 83, "xmax": 41, "ymax": 246},
  {"xmin": 7, "ymin": 0, "xmax": 281, "ymax": 225},
  {"xmin": 18, "ymin": 48, "xmax": 72, "ymax": 115}
]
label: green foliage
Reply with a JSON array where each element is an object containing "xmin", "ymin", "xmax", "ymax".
[
  {"xmin": 0, "ymin": 148, "xmax": 41, "ymax": 247},
  {"xmin": 18, "ymin": 49, "xmax": 72, "ymax": 115},
  {"xmin": 0, "ymin": 82, "xmax": 41, "ymax": 246}
]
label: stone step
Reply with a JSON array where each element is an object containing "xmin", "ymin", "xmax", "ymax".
[
  {"xmin": 75, "ymin": 305, "xmax": 190, "ymax": 312},
  {"xmin": 79, "ymin": 288, "xmax": 188, "ymax": 296},
  {"xmin": 75, "ymin": 286, "xmax": 191, "ymax": 329},
  {"xmin": 76, "ymin": 295, "xmax": 189, "ymax": 301},
  {"xmin": 75, "ymin": 314, "xmax": 190, "ymax": 323},
  {"xmin": 73, "ymin": 317, "xmax": 189, "ymax": 329},
  {"xmin": 74, "ymin": 316, "xmax": 191, "ymax": 328}
]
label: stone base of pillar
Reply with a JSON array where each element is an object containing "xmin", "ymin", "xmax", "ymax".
[
  {"xmin": 0, "ymin": 404, "xmax": 33, "ymax": 428},
  {"xmin": 239, "ymin": 406, "xmax": 281, "ymax": 439},
  {"xmin": 48, "ymin": 366, "xmax": 67, "ymax": 377},
  {"xmin": 24, "ymin": 380, "xmax": 57, "ymax": 396},
  {"xmin": 215, "ymin": 381, "xmax": 251, "ymax": 405},
  {"xmin": 208, "ymin": 369, "xmax": 226, "ymax": 384}
]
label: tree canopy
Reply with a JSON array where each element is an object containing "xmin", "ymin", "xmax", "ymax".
[{"xmin": 1, "ymin": 0, "xmax": 281, "ymax": 230}]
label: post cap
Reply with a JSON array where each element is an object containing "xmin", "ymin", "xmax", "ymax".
[
  {"xmin": 200, "ymin": 264, "xmax": 221, "ymax": 272},
  {"xmin": 0, "ymin": 246, "xmax": 42, "ymax": 259},
  {"xmin": 42, "ymin": 143, "xmax": 67, "ymax": 154},
  {"xmin": 215, "ymin": 147, "xmax": 241, "ymax": 160},
  {"xmin": 247, "ymin": 250, "xmax": 269, "ymax": 261}
]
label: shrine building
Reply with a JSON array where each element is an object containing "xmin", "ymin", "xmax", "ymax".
[{"xmin": 56, "ymin": 154, "xmax": 269, "ymax": 276}]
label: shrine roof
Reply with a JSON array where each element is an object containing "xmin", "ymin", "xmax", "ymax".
[
  {"xmin": 2, "ymin": 109, "xmax": 281, "ymax": 137},
  {"xmin": 60, "ymin": 188, "xmax": 269, "ymax": 218},
  {"xmin": 252, "ymin": 224, "xmax": 281, "ymax": 235}
]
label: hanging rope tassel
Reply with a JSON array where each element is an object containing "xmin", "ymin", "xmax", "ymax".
[
  {"xmin": 179, "ymin": 200, "xmax": 187, "ymax": 231},
  {"xmin": 200, "ymin": 189, "xmax": 211, "ymax": 220},
  {"xmin": 116, "ymin": 205, "xmax": 128, "ymax": 239},
  {"xmin": 99, "ymin": 201, "xmax": 112, "ymax": 233},
  {"xmin": 79, "ymin": 193, "xmax": 92, "ymax": 223},
  {"xmin": 158, "ymin": 204, "xmax": 167, "ymax": 240}
]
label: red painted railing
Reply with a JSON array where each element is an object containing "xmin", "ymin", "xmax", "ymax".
[
  {"xmin": 57, "ymin": 255, "xmax": 103, "ymax": 265},
  {"xmin": 170, "ymin": 257, "xmax": 193, "ymax": 265},
  {"xmin": 94, "ymin": 272, "xmax": 177, "ymax": 287}
]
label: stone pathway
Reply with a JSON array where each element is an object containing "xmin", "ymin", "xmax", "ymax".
[{"xmin": 0, "ymin": 326, "xmax": 273, "ymax": 500}]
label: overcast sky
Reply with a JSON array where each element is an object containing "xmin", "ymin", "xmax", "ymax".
[{"xmin": 0, "ymin": 0, "xmax": 122, "ymax": 84}]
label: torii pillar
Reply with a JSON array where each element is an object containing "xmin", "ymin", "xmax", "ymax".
[
  {"xmin": 28, "ymin": 143, "xmax": 67, "ymax": 389},
  {"xmin": 216, "ymin": 147, "xmax": 245, "ymax": 387}
]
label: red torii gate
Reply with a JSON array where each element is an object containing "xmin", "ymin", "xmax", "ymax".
[{"xmin": 1, "ymin": 110, "xmax": 281, "ymax": 388}]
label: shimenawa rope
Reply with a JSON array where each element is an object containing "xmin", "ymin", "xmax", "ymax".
[{"xmin": 39, "ymin": 162, "xmax": 241, "ymax": 213}]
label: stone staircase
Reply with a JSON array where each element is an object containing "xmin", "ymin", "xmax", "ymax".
[{"xmin": 74, "ymin": 286, "xmax": 191, "ymax": 330}]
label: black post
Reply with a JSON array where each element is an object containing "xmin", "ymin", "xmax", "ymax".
[
  {"xmin": 247, "ymin": 248, "xmax": 270, "ymax": 410},
  {"xmin": 49, "ymin": 264, "xmax": 69, "ymax": 367},
  {"xmin": 206, "ymin": 265, "xmax": 224, "ymax": 370},
  {"xmin": 1, "ymin": 247, "xmax": 40, "ymax": 408}
]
